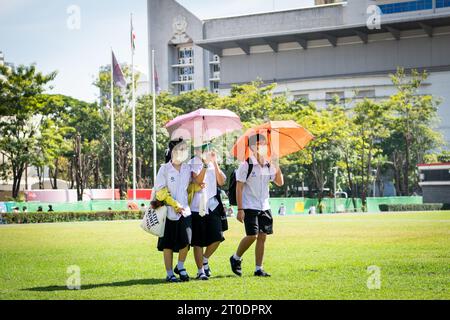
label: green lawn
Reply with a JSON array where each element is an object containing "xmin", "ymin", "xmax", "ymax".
[{"xmin": 0, "ymin": 212, "xmax": 449, "ymax": 300}]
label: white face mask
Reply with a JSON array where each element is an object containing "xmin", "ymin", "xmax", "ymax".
[
  {"xmin": 257, "ymin": 145, "xmax": 268, "ymax": 157},
  {"xmin": 173, "ymin": 150, "xmax": 189, "ymax": 164}
]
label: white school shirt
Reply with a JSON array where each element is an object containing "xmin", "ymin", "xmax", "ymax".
[
  {"xmin": 189, "ymin": 156, "xmax": 226, "ymax": 214},
  {"xmin": 155, "ymin": 162, "xmax": 192, "ymax": 221},
  {"xmin": 236, "ymin": 156, "xmax": 277, "ymax": 211}
]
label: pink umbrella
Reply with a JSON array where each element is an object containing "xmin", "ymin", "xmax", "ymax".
[{"xmin": 165, "ymin": 108, "xmax": 242, "ymax": 145}]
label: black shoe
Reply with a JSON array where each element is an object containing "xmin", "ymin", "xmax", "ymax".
[
  {"xmin": 196, "ymin": 273, "xmax": 209, "ymax": 281},
  {"xmin": 203, "ymin": 263, "xmax": 212, "ymax": 277},
  {"xmin": 229, "ymin": 256, "xmax": 242, "ymax": 277},
  {"xmin": 174, "ymin": 266, "xmax": 190, "ymax": 282},
  {"xmin": 166, "ymin": 275, "xmax": 180, "ymax": 283},
  {"xmin": 254, "ymin": 270, "xmax": 271, "ymax": 277}
]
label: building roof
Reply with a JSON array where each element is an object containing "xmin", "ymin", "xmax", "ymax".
[{"xmin": 196, "ymin": 12, "xmax": 450, "ymax": 56}]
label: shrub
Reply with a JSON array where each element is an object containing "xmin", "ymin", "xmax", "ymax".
[
  {"xmin": 0, "ymin": 211, "xmax": 144, "ymax": 225},
  {"xmin": 379, "ymin": 204, "xmax": 444, "ymax": 212}
]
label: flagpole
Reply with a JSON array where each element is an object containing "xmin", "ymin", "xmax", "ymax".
[
  {"xmin": 110, "ymin": 49, "xmax": 115, "ymax": 201},
  {"xmin": 131, "ymin": 13, "xmax": 137, "ymax": 202},
  {"xmin": 151, "ymin": 49, "xmax": 157, "ymax": 188}
]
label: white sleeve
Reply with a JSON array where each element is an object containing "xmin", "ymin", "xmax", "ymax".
[
  {"xmin": 190, "ymin": 158, "xmax": 202, "ymax": 175},
  {"xmin": 269, "ymin": 165, "xmax": 277, "ymax": 182},
  {"xmin": 236, "ymin": 161, "xmax": 249, "ymax": 183},
  {"xmin": 155, "ymin": 165, "xmax": 167, "ymax": 191}
]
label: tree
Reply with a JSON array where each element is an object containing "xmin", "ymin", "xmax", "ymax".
[
  {"xmin": 0, "ymin": 64, "xmax": 58, "ymax": 198},
  {"xmin": 383, "ymin": 68, "xmax": 443, "ymax": 195},
  {"xmin": 351, "ymin": 98, "xmax": 392, "ymax": 210}
]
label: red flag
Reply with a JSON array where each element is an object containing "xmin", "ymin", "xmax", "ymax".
[
  {"xmin": 131, "ymin": 15, "xmax": 136, "ymax": 53},
  {"xmin": 112, "ymin": 51, "xmax": 126, "ymax": 89}
]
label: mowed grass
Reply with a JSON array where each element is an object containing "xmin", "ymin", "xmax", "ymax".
[{"xmin": 0, "ymin": 212, "xmax": 449, "ymax": 300}]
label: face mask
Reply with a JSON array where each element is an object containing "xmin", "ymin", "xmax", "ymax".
[
  {"xmin": 173, "ymin": 150, "xmax": 189, "ymax": 164},
  {"xmin": 257, "ymin": 145, "xmax": 268, "ymax": 157}
]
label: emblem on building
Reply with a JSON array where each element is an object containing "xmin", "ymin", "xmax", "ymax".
[{"xmin": 171, "ymin": 15, "xmax": 192, "ymax": 44}]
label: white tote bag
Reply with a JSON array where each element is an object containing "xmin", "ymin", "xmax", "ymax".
[{"xmin": 141, "ymin": 205, "xmax": 167, "ymax": 237}]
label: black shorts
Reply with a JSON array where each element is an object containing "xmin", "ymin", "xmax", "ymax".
[
  {"xmin": 244, "ymin": 209, "xmax": 273, "ymax": 236},
  {"xmin": 191, "ymin": 207, "xmax": 225, "ymax": 248},
  {"xmin": 157, "ymin": 215, "xmax": 192, "ymax": 252}
]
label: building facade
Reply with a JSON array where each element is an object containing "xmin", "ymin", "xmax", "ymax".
[
  {"xmin": 147, "ymin": 0, "xmax": 450, "ymax": 145},
  {"xmin": 418, "ymin": 162, "xmax": 450, "ymax": 203}
]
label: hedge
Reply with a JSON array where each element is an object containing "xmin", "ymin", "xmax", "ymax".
[
  {"xmin": 0, "ymin": 211, "xmax": 144, "ymax": 225},
  {"xmin": 379, "ymin": 203, "xmax": 444, "ymax": 212}
]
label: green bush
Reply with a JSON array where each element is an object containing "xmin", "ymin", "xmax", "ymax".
[
  {"xmin": 379, "ymin": 203, "xmax": 444, "ymax": 212},
  {"xmin": 0, "ymin": 211, "xmax": 144, "ymax": 225}
]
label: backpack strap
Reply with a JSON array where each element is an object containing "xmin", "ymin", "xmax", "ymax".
[{"xmin": 246, "ymin": 158, "xmax": 253, "ymax": 181}]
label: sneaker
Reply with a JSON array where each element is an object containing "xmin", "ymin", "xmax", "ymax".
[
  {"xmin": 254, "ymin": 269, "xmax": 271, "ymax": 277},
  {"xmin": 174, "ymin": 266, "xmax": 190, "ymax": 282},
  {"xmin": 203, "ymin": 263, "xmax": 212, "ymax": 278},
  {"xmin": 196, "ymin": 273, "xmax": 209, "ymax": 281},
  {"xmin": 166, "ymin": 275, "xmax": 180, "ymax": 283},
  {"xmin": 229, "ymin": 256, "xmax": 242, "ymax": 277}
]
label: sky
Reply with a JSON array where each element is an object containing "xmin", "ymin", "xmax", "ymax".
[{"xmin": 0, "ymin": 0, "xmax": 313, "ymax": 102}]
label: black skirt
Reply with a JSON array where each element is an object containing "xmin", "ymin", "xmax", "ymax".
[
  {"xmin": 191, "ymin": 206, "xmax": 225, "ymax": 248},
  {"xmin": 157, "ymin": 215, "xmax": 192, "ymax": 252}
]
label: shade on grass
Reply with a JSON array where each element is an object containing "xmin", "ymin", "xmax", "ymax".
[{"xmin": 0, "ymin": 212, "xmax": 449, "ymax": 300}]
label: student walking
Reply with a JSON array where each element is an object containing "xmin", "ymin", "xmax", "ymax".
[
  {"xmin": 189, "ymin": 144, "xmax": 227, "ymax": 280},
  {"xmin": 154, "ymin": 138, "xmax": 193, "ymax": 283},
  {"xmin": 230, "ymin": 134, "xmax": 284, "ymax": 277}
]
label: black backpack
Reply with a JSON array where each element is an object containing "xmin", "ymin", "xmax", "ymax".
[{"xmin": 228, "ymin": 159, "xmax": 253, "ymax": 206}]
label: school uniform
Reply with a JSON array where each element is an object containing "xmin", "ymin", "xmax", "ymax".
[
  {"xmin": 236, "ymin": 156, "xmax": 277, "ymax": 236},
  {"xmin": 155, "ymin": 162, "xmax": 192, "ymax": 252},
  {"xmin": 189, "ymin": 156, "xmax": 226, "ymax": 247}
]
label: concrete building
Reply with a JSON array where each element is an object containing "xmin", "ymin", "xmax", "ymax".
[
  {"xmin": 147, "ymin": 0, "xmax": 450, "ymax": 145},
  {"xmin": 418, "ymin": 162, "xmax": 450, "ymax": 203}
]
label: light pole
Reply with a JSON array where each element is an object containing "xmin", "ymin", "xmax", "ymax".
[
  {"xmin": 332, "ymin": 167, "xmax": 338, "ymax": 214},
  {"xmin": 372, "ymin": 169, "xmax": 377, "ymax": 197}
]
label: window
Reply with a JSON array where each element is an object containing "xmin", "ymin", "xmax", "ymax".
[
  {"xmin": 180, "ymin": 83, "xmax": 194, "ymax": 93},
  {"xmin": 355, "ymin": 90, "xmax": 376, "ymax": 99},
  {"xmin": 178, "ymin": 66, "xmax": 194, "ymax": 81},
  {"xmin": 378, "ymin": 0, "xmax": 433, "ymax": 14},
  {"xmin": 178, "ymin": 46, "xmax": 194, "ymax": 65},
  {"xmin": 326, "ymin": 91, "xmax": 345, "ymax": 103},
  {"xmin": 175, "ymin": 45, "xmax": 195, "ymax": 94},
  {"xmin": 436, "ymin": 0, "xmax": 450, "ymax": 8},
  {"xmin": 294, "ymin": 94, "xmax": 309, "ymax": 102}
]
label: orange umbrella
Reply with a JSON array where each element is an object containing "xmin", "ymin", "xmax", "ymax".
[{"xmin": 231, "ymin": 120, "xmax": 314, "ymax": 161}]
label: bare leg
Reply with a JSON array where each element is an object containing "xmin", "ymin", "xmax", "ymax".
[
  {"xmin": 193, "ymin": 246, "xmax": 204, "ymax": 270},
  {"xmin": 236, "ymin": 235, "xmax": 257, "ymax": 258},
  {"xmin": 204, "ymin": 241, "xmax": 220, "ymax": 259},
  {"xmin": 178, "ymin": 246, "xmax": 189, "ymax": 265},
  {"xmin": 163, "ymin": 249, "xmax": 173, "ymax": 272},
  {"xmin": 255, "ymin": 233, "xmax": 267, "ymax": 267}
]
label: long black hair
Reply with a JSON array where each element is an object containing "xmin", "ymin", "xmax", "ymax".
[{"xmin": 165, "ymin": 138, "xmax": 184, "ymax": 163}]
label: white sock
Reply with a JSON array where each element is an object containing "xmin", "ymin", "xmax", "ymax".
[
  {"xmin": 177, "ymin": 262, "xmax": 187, "ymax": 275},
  {"xmin": 233, "ymin": 253, "xmax": 242, "ymax": 261},
  {"xmin": 203, "ymin": 256, "xmax": 209, "ymax": 269},
  {"xmin": 167, "ymin": 269, "xmax": 174, "ymax": 277},
  {"xmin": 198, "ymin": 267, "xmax": 205, "ymax": 275},
  {"xmin": 256, "ymin": 266, "xmax": 262, "ymax": 272}
]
